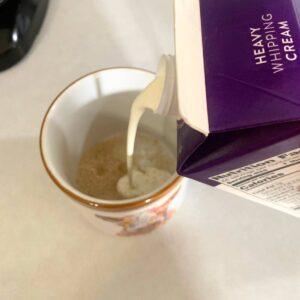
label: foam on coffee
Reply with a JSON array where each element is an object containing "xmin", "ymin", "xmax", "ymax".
[
  {"xmin": 117, "ymin": 167, "xmax": 171, "ymax": 198},
  {"xmin": 76, "ymin": 133, "xmax": 175, "ymax": 200}
]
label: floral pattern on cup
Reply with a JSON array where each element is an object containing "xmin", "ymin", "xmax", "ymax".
[{"xmin": 95, "ymin": 190, "xmax": 179, "ymax": 236}]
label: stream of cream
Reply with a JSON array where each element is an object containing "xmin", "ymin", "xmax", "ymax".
[{"xmin": 126, "ymin": 59, "xmax": 167, "ymax": 187}]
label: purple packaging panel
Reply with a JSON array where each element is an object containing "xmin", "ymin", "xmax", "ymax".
[{"xmin": 177, "ymin": 0, "xmax": 300, "ymax": 217}]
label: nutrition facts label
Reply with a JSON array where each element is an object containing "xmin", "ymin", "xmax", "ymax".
[{"xmin": 210, "ymin": 148, "xmax": 300, "ymax": 210}]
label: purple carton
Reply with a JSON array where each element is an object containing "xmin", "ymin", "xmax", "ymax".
[{"xmin": 174, "ymin": 0, "xmax": 300, "ymax": 217}]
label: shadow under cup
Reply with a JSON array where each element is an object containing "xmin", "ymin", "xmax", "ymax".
[{"xmin": 40, "ymin": 68, "xmax": 183, "ymax": 236}]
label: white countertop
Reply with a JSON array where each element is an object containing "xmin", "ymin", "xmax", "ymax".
[{"xmin": 1, "ymin": 1, "xmax": 300, "ymax": 299}]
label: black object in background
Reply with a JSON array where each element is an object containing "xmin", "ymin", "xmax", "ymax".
[{"xmin": 0, "ymin": 0, "xmax": 48, "ymax": 71}]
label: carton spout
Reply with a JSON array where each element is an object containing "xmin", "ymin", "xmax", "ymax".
[{"xmin": 155, "ymin": 55, "xmax": 179, "ymax": 117}]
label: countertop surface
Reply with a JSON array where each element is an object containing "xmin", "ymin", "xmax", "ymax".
[{"xmin": 1, "ymin": 1, "xmax": 300, "ymax": 299}]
